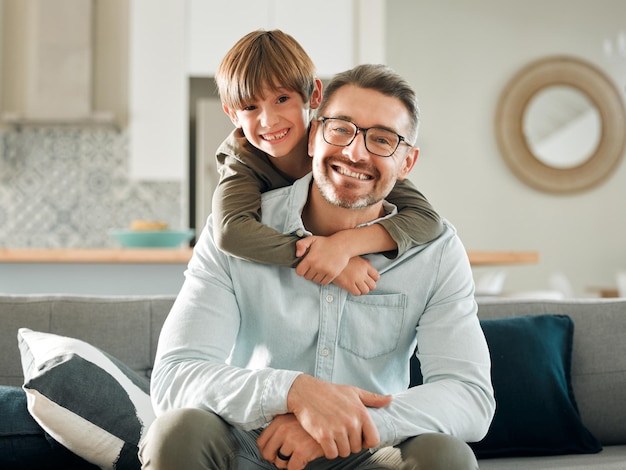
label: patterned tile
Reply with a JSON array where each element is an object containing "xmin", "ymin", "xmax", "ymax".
[{"xmin": 0, "ymin": 127, "xmax": 183, "ymax": 248}]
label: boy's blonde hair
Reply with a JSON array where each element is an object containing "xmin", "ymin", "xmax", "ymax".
[{"xmin": 216, "ymin": 29, "xmax": 317, "ymax": 110}]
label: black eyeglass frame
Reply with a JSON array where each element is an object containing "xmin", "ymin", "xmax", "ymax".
[{"xmin": 318, "ymin": 117, "xmax": 411, "ymax": 158}]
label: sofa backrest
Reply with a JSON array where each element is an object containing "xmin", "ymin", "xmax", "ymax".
[
  {"xmin": 477, "ymin": 297, "xmax": 626, "ymax": 446},
  {"xmin": 0, "ymin": 295, "xmax": 175, "ymax": 387},
  {"xmin": 2, "ymin": 294, "xmax": 625, "ymax": 446}
]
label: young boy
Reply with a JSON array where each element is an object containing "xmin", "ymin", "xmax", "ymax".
[{"xmin": 212, "ymin": 29, "xmax": 442, "ymax": 295}]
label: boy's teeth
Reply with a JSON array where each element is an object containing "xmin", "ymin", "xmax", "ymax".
[{"xmin": 264, "ymin": 130, "xmax": 288, "ymax": 141}]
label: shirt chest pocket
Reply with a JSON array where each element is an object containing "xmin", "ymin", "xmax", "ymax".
[{"xmin": 338, "ymin": 293, "xmax": 407, "ymax": 359}]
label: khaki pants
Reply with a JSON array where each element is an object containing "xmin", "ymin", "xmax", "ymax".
[{"xmin": 139, "ymin": 408, "xmax": 479, "ymax": 470}]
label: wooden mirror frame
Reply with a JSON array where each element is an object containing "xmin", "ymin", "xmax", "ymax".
[{"xmin": 495, "ymin": 56, "xmax": 626, "ymax": 193}]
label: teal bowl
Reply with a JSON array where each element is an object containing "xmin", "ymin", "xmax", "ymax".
[{"xmin": 109, "ymin": 229, "xmax": 195, "ymax": 248}]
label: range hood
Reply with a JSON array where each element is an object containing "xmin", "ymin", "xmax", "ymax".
[{"xmin": 1, "ymin": 0, "xmax": 115, "ymax": 127}]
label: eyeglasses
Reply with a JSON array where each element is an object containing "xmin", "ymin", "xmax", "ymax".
[{"xmin": 318, "ymin": 117, "xmax": 410, "ymax": 158}]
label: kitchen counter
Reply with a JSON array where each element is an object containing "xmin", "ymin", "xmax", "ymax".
[
  {"xmin": 0, "ymin": 249, "xmax": 192, "ymax": 296},
  {"xmin": 467, "ymin": 250, "xmax": 539, "ymax": 266},
  {"xmin": 0, "ymin": 248, "xmax": 194, "ymax": 264},
  {"xmin": 0, "ymin": 248, "xmax": 538, "ymax": 296},
  {"xmin": 0, "ymin": 248, "xmax": 538, "ymax": 266}
]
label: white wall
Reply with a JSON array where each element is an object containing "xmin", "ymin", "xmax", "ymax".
[{"xmin": 387, "ymin": 0, "xmax": 626, "ymax": 296}]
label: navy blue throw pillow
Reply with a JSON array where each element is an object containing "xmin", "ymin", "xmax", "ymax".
[
  {"xmin": 410, "ymin": 314, "xmax": 601, "ymax": 458},
  {"xmin": 471, "ymin": 314, "xmax": 601, "ymax": 457}
]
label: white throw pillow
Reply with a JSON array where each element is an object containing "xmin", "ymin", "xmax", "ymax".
[{"xmin": 17, "ymin": 328, "xmax": 156, "ymax": 470}]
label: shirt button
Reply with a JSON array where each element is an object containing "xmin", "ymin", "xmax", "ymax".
[
  {"xmin": 295, "ymin": 229, "xmax": 305, "ymax": 237},
  {"xmin": 326, "ymin": 294, "xmax": 334, "ymax": 303},
  {"xmin": 321, "ymin": 348, "xmax": 330, "ymax": 357}
]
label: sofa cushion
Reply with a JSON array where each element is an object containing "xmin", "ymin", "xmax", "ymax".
[
  {"xmin": 476, "ymin": 298, "xmax": 626, "ymax": 445},
  {"xmin": 18, "ymin": 328, "xmax": 156, "ymax": 470},
  {"xmin": 471, "ymin": 314, "xmax": 601, "ymax": 458}
]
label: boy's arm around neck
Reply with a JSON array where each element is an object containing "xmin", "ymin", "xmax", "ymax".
[
  {"xmin": 212, "ymin": 133, "xmax": 300, "ymax": 266},
  {"xmin": 379, "ymin": 178, "xmax": 443, "ymax": 257}
]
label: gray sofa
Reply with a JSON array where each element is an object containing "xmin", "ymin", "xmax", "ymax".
[{"xmin": 1, "ymin": 294, "xmax": 625, "ymax": 469}]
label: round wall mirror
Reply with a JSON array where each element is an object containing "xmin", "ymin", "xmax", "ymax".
[
  {"xmin": 495, "ymin": 56, "xmax": 626, "ymax": 193},
  {"xmin": 523, "ymin": 85, "xmax": 601, "ymax": 169}
]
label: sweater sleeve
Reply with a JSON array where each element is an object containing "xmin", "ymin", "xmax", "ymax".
[
  {"xmin": 211, "ymin": 130, "xmax": 301, "ymax": 267},
  {"xmin": 378, "ymin": 179, "xmax": 443, "ymax": 256}
]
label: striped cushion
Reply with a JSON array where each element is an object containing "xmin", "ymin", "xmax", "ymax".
[{"xmin": 18, "ymin": 328, "xmax": 155, "ymax": 470}]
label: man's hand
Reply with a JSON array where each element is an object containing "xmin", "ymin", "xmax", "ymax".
[
  {"xmin": 287, "ymin": 374, "xmax": 392, "ymax": 459},
  {"xmin": 257, "ymin": 414, "xmax": 324, "ymax": 470}
]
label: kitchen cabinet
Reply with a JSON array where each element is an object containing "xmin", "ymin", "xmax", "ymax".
[
  {"xmin": 1, "ymin": 263, "xmax": 187, "ymax": 296},
  {"xmin": 1, "ymin": 0, "xmax": 185, "ymax": 181},
  {"xmin": 0, "ymin": 248, "xmax": 192, "ymax": 295},
  {"xmin": 187, "ymin": 0, "xmax": 272, "ymax": 77},
  {"xmin": 0, "ymin": 0, "xmax": 128, "ymax": 128},
  {"xmin": 187, "ymin": 0, "xmax": 386, "ymax": 78},
  {"xmin": 128, "ymin": 0, "xmax": 187, "ymax": 181}
]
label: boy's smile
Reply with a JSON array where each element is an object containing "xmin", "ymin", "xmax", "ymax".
[{"xmin": 261, "ymin": 128, "xmax": 290, "ymax": 142}]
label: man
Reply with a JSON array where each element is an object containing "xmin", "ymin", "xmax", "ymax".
[{"xmin": 140, "ymin": 64, "xmax": 495, "ymax": 470}]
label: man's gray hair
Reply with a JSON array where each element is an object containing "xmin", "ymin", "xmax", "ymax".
[{"xmin": 318, "ymin": 64, "xmax": 420, "ymax": 144}]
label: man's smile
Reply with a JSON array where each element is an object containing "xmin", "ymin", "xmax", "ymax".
[{"xmin": 331, "ymin": 163, "xmax": 374, "ymax": 181}]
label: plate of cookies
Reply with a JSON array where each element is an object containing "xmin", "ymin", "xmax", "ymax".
[{"xmin": 109, "ymin": 220, "xmax": 195, "ymax": 248}]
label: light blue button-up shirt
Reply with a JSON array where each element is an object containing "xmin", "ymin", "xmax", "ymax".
[{"xmin": 151, "ymin": 173, "xmax": 495, "ymax": 447}]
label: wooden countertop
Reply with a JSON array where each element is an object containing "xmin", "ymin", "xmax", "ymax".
[
  {"xmin": 0, "ymin": 248, "xmax": 194, "ymax": 264},
  {"xmin": 467, "ymin": 250, "xmax": 539, "ymax": 266},
  {"xmin": 0, "ymin": 248, "xmax": 539, "ymax": 266},
  {"xmin": 587, "ymin": 286, "xmax": 620, "ymax": 298}
]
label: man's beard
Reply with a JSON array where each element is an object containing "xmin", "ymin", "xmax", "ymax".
[
  {"xmin": 318, "ymin": 185, "xmax": 381, "ymax": 209},
  {"xmin": 313, "ymin": 157, "xmax": 387, "ymax": 210}
]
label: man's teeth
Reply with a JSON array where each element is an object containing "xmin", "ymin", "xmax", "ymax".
[
  {"xmin": 336, "ymin": 166, "xmax": 370, "ymax": 180},
  {"xmin": 263, "ymin": 130, "xmax": 288, "ymax": 141}
]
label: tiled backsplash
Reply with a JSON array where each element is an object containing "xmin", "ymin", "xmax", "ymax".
[{"xmin": 0, "ymin": 127, "xmax": 183, "ymax": 248}]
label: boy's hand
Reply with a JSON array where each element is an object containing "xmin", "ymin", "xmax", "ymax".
[
  {"xmin": 295, "ymin": 236, "xmax": 350, "ymax": 285},
  {"xmin": 333, "ymin": 257, "xmax": 379, "ymax": 295},
  {"xmin": 295, "ymin": 235, "xmax": 380, "ymax": 295}
]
